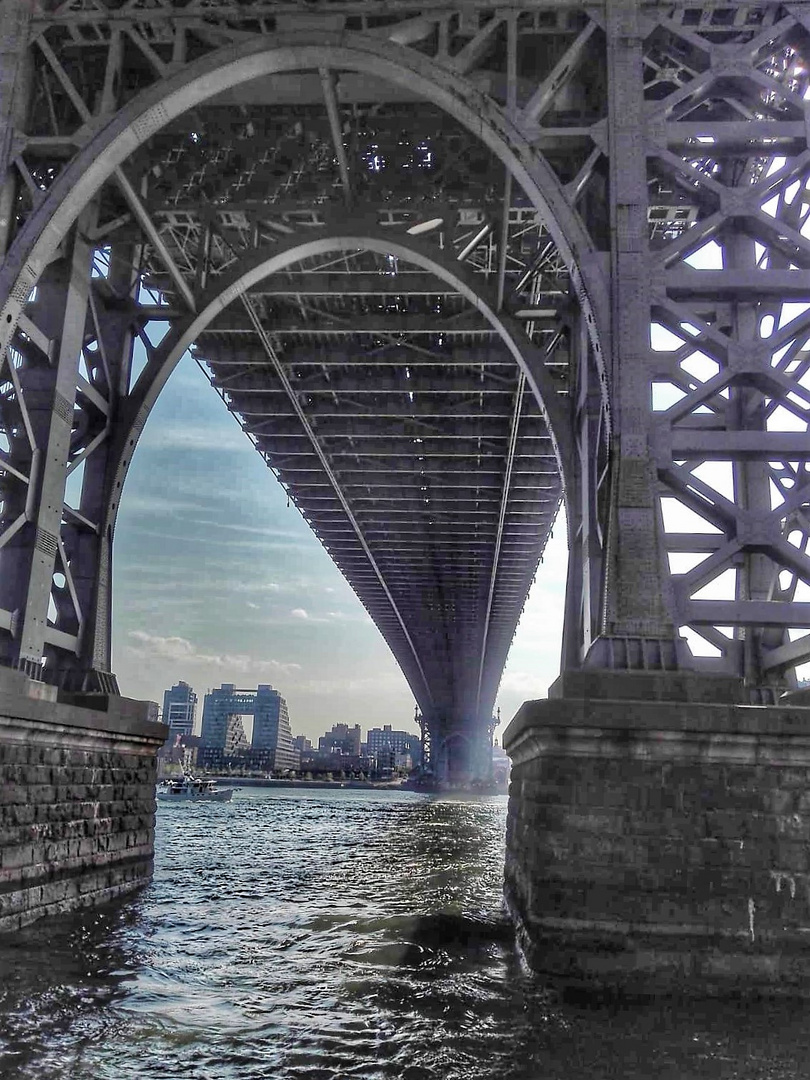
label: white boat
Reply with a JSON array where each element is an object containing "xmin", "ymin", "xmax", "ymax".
[{"xmin": 156, "ymin": 775, "xmax": 233, "ymax": 802}]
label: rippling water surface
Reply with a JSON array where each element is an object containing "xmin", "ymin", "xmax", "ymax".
[{"xmin": 1, "ymin": 787, "xmax": 810, "ymax": 1078}]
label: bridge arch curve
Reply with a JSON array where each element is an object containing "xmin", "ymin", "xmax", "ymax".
[
  {"xmin": 0, "ymin": 24, "xmax": 611, "ymax": 710},
  {"xmin": 92, "ymin": 228, "xmax": 575, "ymax": 711},
  {"xmin": 111, "ymin": 226, "xmax": 574, "ymax": 521},
  {"xmin": 0, "ymin": 28, "xmax": 610, "ymax": 398}
]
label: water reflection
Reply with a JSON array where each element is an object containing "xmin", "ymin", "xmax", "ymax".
[
  {"xmin": 0, "ymin": 904, "xmax": 141, "ymax": 1079},
  {"xmin": 0, "ymin": 789, "xmax": 808, "ymax": 1079}
]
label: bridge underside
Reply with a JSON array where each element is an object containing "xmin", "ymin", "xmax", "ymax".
[
  {"xmin": 3, "ymin": 1, "xmax": 810, "ymax": 778},
  {"xmin": 128, "ymin": 81, "xmax": 570, "ymax": 769},
  {"xmin": 192, "ymin": 248, "xmax": 562, "ymax": 763}
]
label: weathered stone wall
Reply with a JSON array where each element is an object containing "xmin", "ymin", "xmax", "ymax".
[
  {"xmin": 0, "ymin": 669, "xmax": 165, "ymax": 931},
  {"xmin": 503, "ymin": 688, "xmax": 810, "ymax": 996}
]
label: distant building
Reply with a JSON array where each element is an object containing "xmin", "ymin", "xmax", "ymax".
[
  {"xmin": 180, "ymin": 734, "xmax": 202, "ymax": 772},
  {"xmin": 318, "ymin": 723, "xmax": 362, "ymax": 757},
  {"xmin": 293, "ymin": 735, "xmax": 313, "ymax": 754},
  {"xmin": 223, "ymin": 713, "xmax": 249, "ymax": 756},
  {"xmin": 157, "ymin": 733, "xmax": 201, "ymax": 777},
  {"xmin": 196, "ymin": 712, "xmax": 247, "ymax": 773},
  {"xmin": 200, "ymin": 683, "xmax": 299, "ymax": 771},
  {"xmin": 366, "ymin": 725, "xmax": 422, "ymax": 770},
  {"xmin": 492, "ymin": 740, "xmax": 511, "ymax": 787},
  {"xmin": 300, "ymin": 750, "xmax": 370, "ymax": 776},
  {"xmin": 162, "ymin": 681, "xmax": 197, "ymax": 737}
]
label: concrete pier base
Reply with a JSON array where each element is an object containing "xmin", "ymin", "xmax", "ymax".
[
  {"xmin": 503, "ymin": 674, "xmax": 810, "ymax": 996},
  {"xmin": 0, "ymin": 669, "xmax": 165, "ymax": 931}
]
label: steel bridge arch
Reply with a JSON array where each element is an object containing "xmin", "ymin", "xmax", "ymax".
[
  {"xmin": 0, "ymin": 28, "xmax": 610, "ymax": 398},
  {"xmin": 113, "ymin": 226, "xmax": 574, "ymax": 505},
  {"xmin": 89, "ymin": 227, "xmax": 575, "ymax": 693}
]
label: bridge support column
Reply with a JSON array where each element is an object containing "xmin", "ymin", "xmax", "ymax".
[
  {"xmin": 0, "ymin": 667, "xmax": 165, "ymax": 931},
  {"xmin": 429, "ymin": 720, "xmax": 494, "ymax": 788},
  {"xmin": 503, "ymin": 672, "xmax": 810, "ymax": 996}
]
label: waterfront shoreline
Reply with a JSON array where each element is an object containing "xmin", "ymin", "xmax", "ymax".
[
  {"xmin": 197, "ymin": 776, "xmax": 509, "ymax": 795},
  {"xmin": 202, "ymin": 776, "xmax": 408, "ymax": 792}
]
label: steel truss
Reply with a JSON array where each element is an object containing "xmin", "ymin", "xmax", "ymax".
[{"xmin": 0, "ymin": 1, "xmax": 808, "ymax": 771}]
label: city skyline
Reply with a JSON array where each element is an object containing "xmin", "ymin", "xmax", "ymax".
[{"xmin": 111, "ymin": 346, "xmax": 568, "ymax": 744}]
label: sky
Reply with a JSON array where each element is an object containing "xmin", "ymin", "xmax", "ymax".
[{"xmin": 110, "ymin": 346, "xmax": 568, "ymax": 743}]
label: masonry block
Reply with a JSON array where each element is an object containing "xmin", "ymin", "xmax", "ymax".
[
  {"xmin": 503, "ymin": 685, "xmax": 810, "ymax": 996},
  {"xmin": 0, "ymin": 668, "xmax": 165, "ymax": 932}
]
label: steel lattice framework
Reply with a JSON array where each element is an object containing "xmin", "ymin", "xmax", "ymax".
[{"xmin": 1, "ymin": 0, "xmax": 810, "ymax": 774}]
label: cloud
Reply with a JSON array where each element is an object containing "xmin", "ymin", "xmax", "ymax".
[
  {"xmin": 326, "ymin": 610, "xmax": 371, "ymax": 623},
  {"xmin": 498, "ymin": 670, "xmax": 553, "ymax": 697},
  {"xmin": 507, "ymin": 609, "xmax": 565, "ymax": 649},
  {"xmin": 123, "ymin": 527, "xmax": 303, "ymax": 552},
  {"xmin": 186, "ymin": 517, "xmax": 303, "ymax": 540},
  {"xmin": 295, "ymin": 672, "xmax": 408, "ymax": 695},
  {"xmin": 246, "ymin": 601, "xmax": 260, "ymax": 610},
  {"xmin": 128, "ymin": 465, "xmax": 269, "ymax": 507},
  {"xmin": 233, "ymin": 578, "xmax": 351, "ymax": 598},
  {"xmin": 126, "ymin": 630, "xmax": 301, "ymax": 676},
  {"xmin": 128, "ymin": 631, "xmax": 196, "ymax": 662},
  {"xmin": 119, "ymin": 493, "xmax": 208, "ymax": 516},
  {"xmin": 143, "ymin": 423, "xmax": 254, "ymax": 455},
  {"xmin": 289, "ymin": 607, "xmax": 370, "ymax": 625}
]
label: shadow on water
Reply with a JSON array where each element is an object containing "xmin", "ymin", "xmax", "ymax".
[
  {"xmin": 1, "ymin": 790, "xmax": 810, "ymax": 1079},
  {"xmin": 0, "ymin": 901, "xmax": 148, "ymax": 1079}
]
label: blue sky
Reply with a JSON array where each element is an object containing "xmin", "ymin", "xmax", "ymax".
[{"xmin": 111, "ymin": 348, "xmax": 569, "ymax": 742}]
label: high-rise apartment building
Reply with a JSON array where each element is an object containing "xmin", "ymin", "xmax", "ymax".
[
  {"xmin": 318, "ymin": 723, "xmax": 362, "ymax": 757},
  {"xmin": 201, "ymin": 684, "xmax": 298, "ymax": 770},
  {"xmin": 366, "ymin": 725, "xmax": 422, "ymax": 767},
  {"xmin": 161, "ymin": 681, "xmax": 197, "ymax": 737}
]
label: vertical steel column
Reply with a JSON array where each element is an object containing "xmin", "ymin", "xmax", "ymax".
[
  {"xmin": 562, "ymin": 314, "xmax": 604, "ymax": 669},
  {"xmin": 0, "ymin": 0, "xmax": 31, "ymax": 258},
  {"xmin": 598, "ymin": 0, "xmax": 678, "ymax": 650},
  {"xmin": 0, "ymin": 0, "xmax": 35, "ymax": 670},
  {"xmin": 0, "ymin": 212, "xmax": 96, "ymax": 677},
  {"xmin": 726, "ymin": 228, "xmax": 777, "ymax": 686},
  {"xmin": 61, "ymin": 243, "xmax": 137, "ymax": 691},
  {"xmin": 65, "ymin": 30, "xmax": 129, "ymax": 690}
]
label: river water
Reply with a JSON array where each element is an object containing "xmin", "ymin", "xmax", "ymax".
[{"xmin": 1, "ymin": 787, "xmax": 809, "ymax": 1079}]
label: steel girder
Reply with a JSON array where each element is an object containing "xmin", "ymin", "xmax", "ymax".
[
  {"xmin": 1, "ymin": 1, "xmax": 809, "ymax": 747},
  {"xmin": 601, "ymin": 0, "xmax": 810, "ymax": 693}
]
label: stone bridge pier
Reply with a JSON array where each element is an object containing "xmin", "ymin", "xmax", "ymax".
[
  {"xmin": 497, "ymin": 0, "xmax": 810, "ymax": 996},
  {"xmin": 421, "ymin": 715, "xmax": 495, "ymax": 787},
  {"xmin": 503, "ymin": 669, "xmax": 810, "ymax": 996},
  {"xmin": 0, "ymin": 668, "xmax": 165, "ymax": 932}
]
